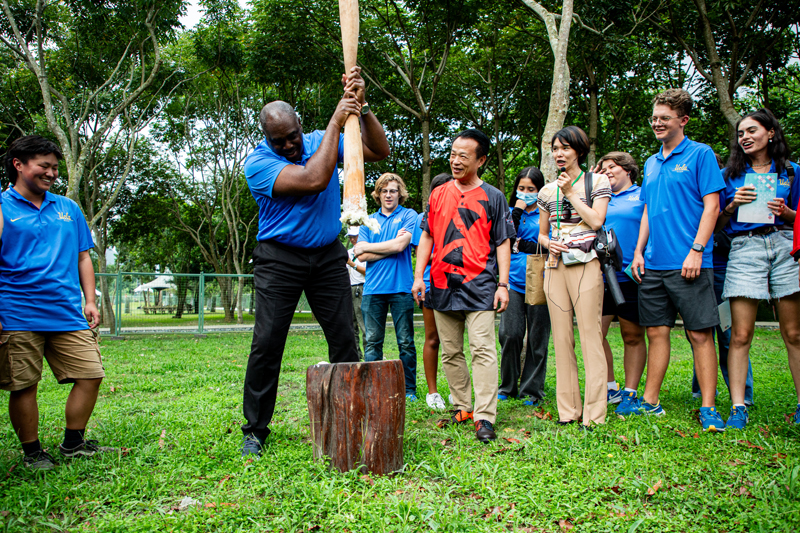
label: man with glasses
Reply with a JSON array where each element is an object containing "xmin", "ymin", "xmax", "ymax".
[
  {"xmin": 630, "ymin": 88, "xmax": 727, "ymax": 432},
  {"xmin": 354, "ymin": 173, "xmax": 418, "ymax": 400}
]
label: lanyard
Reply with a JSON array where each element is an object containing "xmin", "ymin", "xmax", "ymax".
[{"xmin": 555, "ymin": 170, "xmax": 584, "ymax": 233}]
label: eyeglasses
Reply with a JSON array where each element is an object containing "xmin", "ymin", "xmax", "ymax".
[
  {"xmin": 380, "ymin": 189, "xmax": 399, "ymax": 195},
  {"xmin": 648, "ymin": 115, "xmax": 684, "ymax": 125}
]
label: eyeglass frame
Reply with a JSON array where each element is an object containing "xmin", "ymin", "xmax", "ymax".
[{"xmin": 647, "ymin": 115, "xmax": 687, "ymax": 126}]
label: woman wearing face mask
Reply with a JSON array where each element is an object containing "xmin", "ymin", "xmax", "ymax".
[
  {"xmin": 537, "ymin": 126, "xmax": 611, "ymax": 427},
  {"xmin": 592, "ymin": 152, "xmax": 647, "ymax": 415},
  {"xmin": 497, "ymin": 167, "xmax": 552, "ymax": 406},
  {"xmin": 716, "ymin": 108, "xmax": 800, "ymax": 429}
]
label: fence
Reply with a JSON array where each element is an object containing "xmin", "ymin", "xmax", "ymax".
[{"xmin": 92, "ymin": 272, "xmax": 311, "ymax": 336}]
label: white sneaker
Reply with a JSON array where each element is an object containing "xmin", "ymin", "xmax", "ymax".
[
  {"xmin": 426, "ymin": 392, "xmax": 446, "ymax": 410},
  {"xmin": 449, "ymin": 394, "xmax": 454, "ymax": 405}
]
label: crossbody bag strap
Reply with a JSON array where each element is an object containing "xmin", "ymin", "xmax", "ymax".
[{"xmin": 584, "ymin": 171, "xmax": 594, "ymax": 208}]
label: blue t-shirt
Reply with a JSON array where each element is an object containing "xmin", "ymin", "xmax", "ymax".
[
  {"xmin": 411, "ymin": 211, "xmax": 432, "ymax": 292},
  {"xmin": 0, "ymin": 188, "xmax": 94, "ymax": 331},
  {"xmin": 509, "ymin": 206, "xmax": 540, "ymax": 294},
  {"xmin": 720, "ymin": 161, "xmax": 800, "ymax": 234},
  {"xmin": 244, "ymin": 130, "xmax": 345, "ymax": 248},
  {"xmin": 605, "ymin": 185, "xmax": 644, "ymax": 284},
  {"xmin": 359, "ymin": 205, "xmax": 418, "ymax": 295},
  {"xmin": 641, "ymin": 137, "xmax": 725, "ymax": 270}
]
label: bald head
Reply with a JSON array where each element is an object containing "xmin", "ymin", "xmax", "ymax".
[
  {"xmin": 260, "ymin": 101, "xmax": 299, "ymax": 136},
  {"xmin": 259, "ymin": 101, "xmax": 305, "ymax": 162}
]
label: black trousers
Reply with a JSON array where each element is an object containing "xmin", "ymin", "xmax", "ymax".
[
  {"xmin": 498, "ymin": 288, "xmax": 551, "ymax": 400},
  {"xmin": 242, "ymin": 239, "xmax": 359, "ymax": 440}
]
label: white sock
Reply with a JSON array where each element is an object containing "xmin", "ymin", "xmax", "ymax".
[
  {"xmin": 608, "ymin": 381, "xmax": 617, "ymax": 390},
  {"xmin": 624, "ymin": 388, "xmax": 637, "ymax": 393},
  {"xmin": 734, "ymin": 403, "xmax": 746, "ymax": 409}
]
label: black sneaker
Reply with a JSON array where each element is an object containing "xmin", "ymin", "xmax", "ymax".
[
  {"xmin": 23, "ymin": 449, "xmax": 56, "ymax": 470},
  {"xmin": 59, "ymin": 439, "xmax": 117, "ymax": 458},
  {"xmin": 241, "ymin": 433, "xmax": 264, "ymax": 457},
  {"xmin": 475, "ymin": 419, "xmax": 497, "ymax": 443}
]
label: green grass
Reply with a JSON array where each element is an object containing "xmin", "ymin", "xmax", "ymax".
[{"xmin": 1, "ymin": 327, "xmax": 799, "ymax": 532}]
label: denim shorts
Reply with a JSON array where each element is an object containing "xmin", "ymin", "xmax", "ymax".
[{"xmin": 723, "ymin": 230, "xmax": 800, "ymax": 300}]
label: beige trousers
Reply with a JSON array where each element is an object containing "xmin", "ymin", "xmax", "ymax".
[
  {"xmin": 543, "ymin": 259, "xmax": 607, "ymax": 425},
  {"xmin": 433, "ymin": 310, "xmax": 498, "ymax": 424}
]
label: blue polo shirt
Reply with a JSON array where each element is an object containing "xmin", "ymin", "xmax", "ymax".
[
  {"xmin": 605, "ymin": 185, "xmax": 644, "ymax": 284},
  {"xmin": 244, "ymin": 130, "xmax": 344, "ymax": 248},
  {"xmin": 359, "ymin": 205, "xmax": 418, "ymax": 295},
  {"xmin": 641, "ymin": 137, "xmax": 725, "ymax": 270},
  {"xmin": 411, "ymin": 211, "xmax": 432, "ymax": 292},
  {"xmin": 509, "ymin": 206, "xmax": 540, "ymax": 294},
  {"xmin": 720, "ymin": 161, "xmax": 800, "ymax": 234},
  {"xmin": 0, "ymin": 188, "xmax": 94, "ymax": 331}
]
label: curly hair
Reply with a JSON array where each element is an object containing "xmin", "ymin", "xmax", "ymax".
[
  {"xmin": 371, "ymin": 173, "xmax": 409, "ymax": 205},
  {"xmin": 652, "ymin": 88, "xmax": 693, "ymax": 117}
]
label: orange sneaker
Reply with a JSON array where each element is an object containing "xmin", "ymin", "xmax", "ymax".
[{"xmin": 436, "ymin": 409, "xmax": 474, "ymax": 428}]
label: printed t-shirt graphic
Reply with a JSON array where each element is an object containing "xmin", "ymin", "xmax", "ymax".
[{"xmin": 422, "ymin": 181, "xmax": 515, "ymax": 311}]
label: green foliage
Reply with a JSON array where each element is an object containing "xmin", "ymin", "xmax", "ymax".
[{"xmin": 1, "ymin": 328, "xmax": 799, "ymax": 531}]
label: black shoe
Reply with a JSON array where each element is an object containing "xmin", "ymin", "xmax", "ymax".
[
  {"xmin": 475, "ymin": 419, "xmax": 497, "ymax": 443},
  {"xmin": 59, "ymin": 440, "xmax": 117, "ymax": 458},
  {"xmin": 578, "ymin": 424, "xmax": 594, "ymax": 432},
  {"xmin": 241, "ymin": 433, "xmax": 264, "ymax": 457},
  {"xmin": 556, "ymin": 420, "xmax": 576, "ymax": 426},
  {"xmin": 23, "ymin": 449, "xmax": 56, "ymax": 470}
]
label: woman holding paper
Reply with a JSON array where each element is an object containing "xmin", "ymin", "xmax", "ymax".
[{"xmin": 716, "ymin": 108, "xmax": 800, "ymax": 429}]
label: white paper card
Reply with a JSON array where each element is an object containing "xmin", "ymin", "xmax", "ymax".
[
  {"xmin": 718, "ymin": 299, "xmax": 731, "ymax": 332},
  {"xmin": 737, "ymin": 173, "xmax": 777, "ymax": 224}
]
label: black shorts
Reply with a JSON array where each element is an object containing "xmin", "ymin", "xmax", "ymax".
[
  {"xmin": 638, "ymin": 269, "xmax": 719, "ymax": 330},
  {"xmin": 419, "ymin": 291, "xmax": 434, "ymax": 310},
  {"xmin": 602, "ymin": 279, "xmax": 640, "ymax": 323}
]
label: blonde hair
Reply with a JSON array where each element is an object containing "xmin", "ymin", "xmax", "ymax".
[{"xmin": 371, "ymin": 173, "xmax": 409, "ymax": 204}]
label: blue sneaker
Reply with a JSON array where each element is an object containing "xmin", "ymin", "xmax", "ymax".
[
  {"xmin": 406, "ymin": 393, "xmax": 418, "ymax": 402},
  {"xmin": 614, "ymin": 391, "xmax": 641, "ymax": 415},
  {"xmin": 497, "ymin": 393, "xmax": 511, "ymax": 401},
  {"xmin": 522, "ymin": 397, "xmax": 542, "ymax": 407},
  {"xmin": 792, "ymin": 404, "xmax": 800, "ymax": 425},
  {"xmin": 726, "ymin": 405, "xmax": 749, "ymax": 430},
  {"xmin": 607, "ymin": 383, "xmax": 623, "ymax": 404},
  {"xmin": 698, "ymin": 406, "xmax": 726, "ymax": 433},
  {"xmin": 639, "ymin": 401, "xmax": 665, "ymax": 417}
]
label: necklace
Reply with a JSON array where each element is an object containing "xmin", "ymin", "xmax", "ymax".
[
  {"xmin": 555, "ymin": 170, "xmax": 584, "ymax": 235},
  {"xmin": 751, "ymin": 161, "xmax": 772, "ymax": 168}
]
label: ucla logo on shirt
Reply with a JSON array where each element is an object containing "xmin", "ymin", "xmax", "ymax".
[
  {"xmin": 57, "ymin": 211, "xmax": 73, "ymax": 222},
  {"xmin": 780, "ymin": 178, "xmax": 790, "ymax": 188},
  {"xmin": 673, "ymin": 164, "xmax": 689, "ymax": 173},
  {"xmin": 628, "ymin": 194, "xmax": 640, "ymax": 202}
]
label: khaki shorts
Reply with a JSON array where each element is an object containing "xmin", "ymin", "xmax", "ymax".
[{"xmin": 0, "ymin": 330, "xmax": 104, "ymax": 392}]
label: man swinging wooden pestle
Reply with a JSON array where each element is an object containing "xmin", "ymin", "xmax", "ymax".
[{"xmin": 240, "ymin": 0, "xmax": 389, "ymax": 457}]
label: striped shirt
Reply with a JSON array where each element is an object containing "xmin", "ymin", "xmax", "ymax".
[{"xmin": 537, "ymin": 173, "xmax": 612, "ymax": 252}]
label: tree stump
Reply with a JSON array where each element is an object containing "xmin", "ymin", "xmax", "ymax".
[{"xmin": 306, "ymin": 359, "xmax": 405, "ymax": 475}]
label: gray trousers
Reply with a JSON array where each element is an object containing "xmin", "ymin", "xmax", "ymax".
[
  {"xmin": 498, "ymin": 288, "xmax": 551, "ymax": 400},
  {"xmin": 351, "ymin": 284, "xmax": 366, "ymax": 360}
]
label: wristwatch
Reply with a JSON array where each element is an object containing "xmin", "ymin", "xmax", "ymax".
[
  {"xmin": 498, "ymin": 282, "xmax": 509, "ymax": 289},
  {"xmin": 691, "ymin": 243, "xmax": 705, "ymax": 253},
  {"xmin": 361, "ymin": 102, "xmax": 371, "ymax": 115}
]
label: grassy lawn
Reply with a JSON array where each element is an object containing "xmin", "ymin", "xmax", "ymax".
[{"xmin": 1, "ymin": 327, "xmax": 799, "ymax": 532}]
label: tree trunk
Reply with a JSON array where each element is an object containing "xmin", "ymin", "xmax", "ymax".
[
  {"xmin": 587, "ymin": 83, "xmax": 599, "ymax": 168},
  {"xmin": 237, "ymin": 276, "xmax": 244, "ymax": 324},
  {"xmin": 521, "ymin": 0, "xmax": 574, "ymax": 182},
  {"xmin": 421, "ymin": 116, "xmax": 432, "ymax": 205},
  {"xmin": 306, "ymin": 359, "xmax": 405, "ymax": 475},
  {"xmin": 494, "ymin": 117, "xmax": 505, "ymax": 193},
  {"xmin": 217, "ymin": 277, "xmax": 235, "ymax": 322},
  {"xmin": 174, "ymin": 278, "xmax": 188, "ymax": 318}
]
